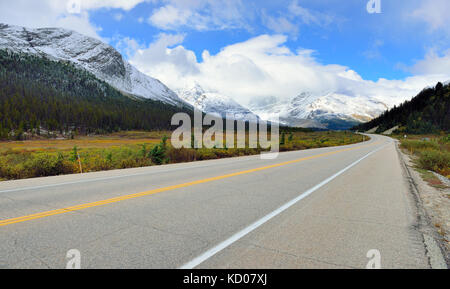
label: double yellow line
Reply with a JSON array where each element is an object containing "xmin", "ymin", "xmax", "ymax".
[{"xmin": 0, "ymin": 141, "xmax": 378, "ymax": 227}]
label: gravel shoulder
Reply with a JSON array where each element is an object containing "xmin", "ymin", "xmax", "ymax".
[{"xmin": 396, "ymin": 140, "xmax": 449, "ymax": 267}]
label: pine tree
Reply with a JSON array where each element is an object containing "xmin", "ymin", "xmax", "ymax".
[{"xmin": 280, "ymin": 132, "xmax": 286, "ymax": 145}]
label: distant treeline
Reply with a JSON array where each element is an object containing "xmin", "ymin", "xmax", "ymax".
[
  {"xmin": 0, "ymin": 49, "xmax": 192, "ymax": 140},
  {"xmin": 353, "ymin": 82, "xmax": 450, "ymax": 134}
]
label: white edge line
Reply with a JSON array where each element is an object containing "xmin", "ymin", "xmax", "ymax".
[{"xmin": 179, "ymin": 141, "xmax": 390, "ymax": 269}]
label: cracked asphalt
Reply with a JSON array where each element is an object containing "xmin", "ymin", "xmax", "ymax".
[{"xmin": 0, "ymin": 134, "xmax": 433, "ymax": 268}]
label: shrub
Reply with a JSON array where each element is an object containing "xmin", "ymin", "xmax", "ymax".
[
  {"xmin": 139, "ymin": 144, "xmax": 148, "ymax": 158},
  {"xmin": 418, "ymin": 150, "xmax": 450, "ymax": 176},
  {"xmin": 69, "ymin": 146, "xmax": 79, "ymax": 162},
  {"xmin": 196, "ymin": 149, "xmax": 218, "ymax": 160},
  {"xmin": 280, "ymin": 132, "xmax": 286, "ymax": 145},
  {"xmin": 23, "ymin": 153, "xmax": 74, "ymax": 177},
  {"xmin": 118, "ymin": 158, "xmax": 138, "ymax": 169},
  {"xmin": 401, "ymin": 140, "xmax": 440, "ymax": 152},
  {"xmin": 105, "ymin": 151, "xmax": 113, "ymax": 163},
  {"xmin": 148, "ymin": 136, "xmax": 168, "ymax": 165},
  {"xmin": 85, "ymin": 155, "xmax": 112, "ymax": 171},
  {"xmin": 440, "ymin": 135, "xmax": 450, "ymax": 144},
  {"xmin": 167, "ymin": 148, "xmax": 197, "ymax": 163}
]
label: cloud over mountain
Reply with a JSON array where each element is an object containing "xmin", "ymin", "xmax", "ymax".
[{"xmin": 129, "ymin": 33, "xmax": 450, "ymax": 109}]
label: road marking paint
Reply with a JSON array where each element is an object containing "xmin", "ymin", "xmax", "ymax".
[
  {"xmin": 179, "ymin": 142, "xmax": 390, "ymax": 269},
  {"xmin": 0, "ymin": 163, "xmax": 222, "ymax": 194},
  {"xmin": 0, "ymin": 141, "xmax": 381, "ymax": 227}
]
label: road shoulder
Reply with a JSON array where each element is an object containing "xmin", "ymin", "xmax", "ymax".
[
  {"xmin": 395, "ymin": 140, "xmax": 449, "ymax": 268},
  {"xmin": 197, "ymin": 139, "xmax": 431, "ymax": 269}
]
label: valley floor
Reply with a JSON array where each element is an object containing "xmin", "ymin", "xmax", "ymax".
[{"xmin": 0, "ymin": 130, "xmax": 367, "ymax": 181}]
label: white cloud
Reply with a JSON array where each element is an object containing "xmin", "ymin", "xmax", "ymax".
[
  {"xmin": 410, "ymin": 49, "xmax": 450, "ymax": 75},
  {"xmin": 2, "ymin": 0, "xmax": 448, "ymax": 111},
  {"xmin": 113, "ymin": 36, "xmax": 144, "ymax": 58},
  {"xmin": 411, "ymin": 0, "xmax": 450, "ymax": 34},
  {"xmin": 363, "ymin": 39, "xmax": 384, "ymax": 60},
  {"xmin": 131, "ymin": 33, "xmax": 199, "ymax": 78},
  {"xmin": 261, "ymin": 1, "xmax": 336, "ymax": 37},
  {"xmin": 148, "ymin": 0, "xmax": 247, "ymax": 31},
  {"xmin": 263, "ymin": 15, "xmax": 299, "ymax": 36},
  {"xmin": 130, "ymin": 34, "xmax": 450, "ymax": 107},
  {"xmin": 113, "ymin": 13, "xmax": 124, "ymax": 21},
  {"xmin": 288, "ymin": 0, "xmax": 333, "ymax": 26},
  {"xmin": 149, "ymin": 5, "xmax": 192, "ymax": 30},
  {"xmin": 0, "ymin": 0, "xmax": 147, "ymax": 39},
  {"xmin": 76, "ymin": 0, "xmax": 147, "ymax": 11}
]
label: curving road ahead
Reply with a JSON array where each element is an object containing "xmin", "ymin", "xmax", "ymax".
[{"xmin": 0, "ymin": 134, "xmax": 432, "ymax": 268}]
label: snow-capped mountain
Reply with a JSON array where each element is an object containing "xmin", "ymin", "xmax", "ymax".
[
  {"xmin": 0, "ymin": 24, "xmax": 408, "ymax": 129},
  {"xmin": 176, "ymin": 84, "xmax": 259, "ymax": 122},
  {"xmin": 0, "ymin": 23, "xmax": 188, "ymax": 107},
  {"xmin": 250, "ymin": 92, "xmax": 389, "ymax": 129}
]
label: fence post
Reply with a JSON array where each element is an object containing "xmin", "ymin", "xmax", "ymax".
[{"xmin": 77, "ymin": 153, "xmax": 83, "ymax": 174}]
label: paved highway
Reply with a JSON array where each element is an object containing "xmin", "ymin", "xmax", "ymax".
[{"xmin": 0, "ymin": 134, "xmax": 432, "ymax": 268}]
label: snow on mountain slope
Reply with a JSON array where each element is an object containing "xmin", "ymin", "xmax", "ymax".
[
  {"xmin": 176, "ymin": 84, "xmax": 259, "ymax": 121},
  {"xmin": 250, "ymin": 92, "xmax": 389, "ymax": 129},
  {"xmin": 0, "ymin": 23, "xmax": 188, "ymax": 107}
]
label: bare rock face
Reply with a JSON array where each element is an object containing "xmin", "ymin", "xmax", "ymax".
[{"xmin": 0, "ymin": 23, "xmax": 188, "ymax": 107}]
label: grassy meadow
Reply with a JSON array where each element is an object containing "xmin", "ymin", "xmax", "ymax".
[
  {"xmin": 398, "ymin": 134, "xmax": 450, "ymax": 178},
  {"xmin": 0, "ymin": 130, "xmax": 367, "ymax": 181}
]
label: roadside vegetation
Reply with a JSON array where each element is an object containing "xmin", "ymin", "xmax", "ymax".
[
  {"xmin": 399, "ymin": 135, "xmax": 450, "ymax": 179},
  {"xmin": 0, "ymin": 130, "xmax": 366, "ymax": 181}
]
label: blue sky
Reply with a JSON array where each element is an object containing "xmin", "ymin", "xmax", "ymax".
[
  {"xmin": 1, "ymin": 0, "xmax": 449, "ymax": 104},
  {"xmin": 85, "ymin": 0, "xmax": 447, "ymax": 81}
]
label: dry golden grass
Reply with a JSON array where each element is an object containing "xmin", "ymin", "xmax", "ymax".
[{"xmin": 0, "ymin": 131, "xmax": 164, "ymax": 152}]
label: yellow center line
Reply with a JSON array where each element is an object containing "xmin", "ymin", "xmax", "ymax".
[{"xmin": 0, "ymin": 141, "xmax": 380, "ymax": 227}]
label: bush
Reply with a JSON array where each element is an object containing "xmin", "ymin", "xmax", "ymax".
[
  {"xmin": 196, "ymin": 149, "xmax": 218, "ymax": 160},
  {"xmin": 167, "ymin": 148, "xmax": 196, "ymax": 163},
  {"xmin": 1, "ymin": 153, "xmax": 75, "ymax": 179},
  {"xmin": 418, "ymin": 150, "xmax": 450, "ymax": 176},
  {"xmin": 440, "ymin": 135, "xmax": 450, "ymax": 144},
  {"xmin": 118, "ymin": 158, "xmax": 139, "ymax": 169},
  {"xmin": 400, "ymin": 140, "xmax": 440, "ymax": 152},
  {"xmin": 85, "ymin": 155, "xmax": 113, "ymax": 171},
  {"xmin": 148, "ymin": 136, "xmax": 168, "ymax": 165}
]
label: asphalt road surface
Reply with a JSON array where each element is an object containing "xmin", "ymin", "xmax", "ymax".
[{"xmin": 0, "ymin": 134, "xmax": 433, "ymax": 268}]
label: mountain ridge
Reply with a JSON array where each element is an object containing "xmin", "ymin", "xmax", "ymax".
[
  {"xmin": 0, "ymin": 49, "xmax": 192, "ymax": 139},
  {"xmin": 176, "ymin": 83, "xmax": 260, "ymax": 122},
  {"xmin": 352, "ymin": 82, "xmax": 450, "ymax": 134},
  {"xmin": 0, "ymin": 23, "xmax": 428, "ymax": 131},
  {"xmin": 249, "ymin": 91, "xmax": 389, "ymax": 130},
  {"xmin": 0, "ymin": 23, "xmax": 189, "ymax": 108}
]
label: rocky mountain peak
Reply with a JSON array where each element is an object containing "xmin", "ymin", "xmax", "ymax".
[{"xmin": 0, "ymin": 24, "xmax": 188, "ymax": 107}]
